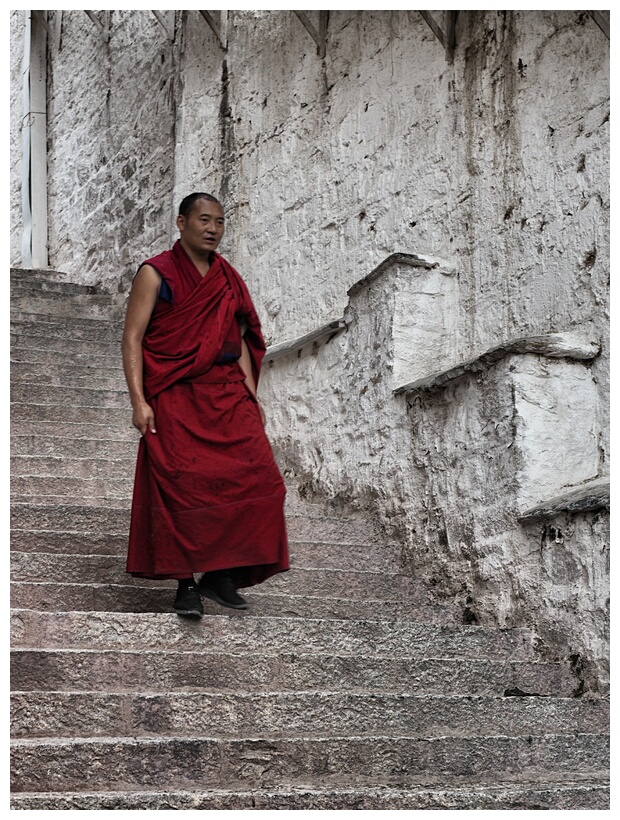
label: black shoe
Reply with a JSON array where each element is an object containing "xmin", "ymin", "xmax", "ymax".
[
  {"xmin": 199, "ymin": 570, "xmax": 248, "ymax": 610},
  {"xmin": 173, "ymin": 583, "xmax": 204, "ymax": 617}
]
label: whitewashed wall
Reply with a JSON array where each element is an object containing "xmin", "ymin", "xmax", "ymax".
[{"xmin": 9, "ymin": 10, "xmax": 609, "ymax": 686}]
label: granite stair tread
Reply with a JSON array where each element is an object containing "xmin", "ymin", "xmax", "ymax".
[
  {"xmin": 10, "ymin": 733, "xmax": 609, "ymax": 793},
  {"xmin": 11, "ymin": 689, "xmax": 608, "ymax": 738},
  {"xmin": 10, "ymin": 609, "xmax": 542, "ymax": 657},
  {"xmin": 9, "ymin": 271, "xmax": 609, "ymax": 809},
  {"xmin": 8, "ymin": 781, "xmax": 612, "ymax": 811},
  {"xmin": 11, "ymin": 582, "xmax": 460, "ymax": 622}
]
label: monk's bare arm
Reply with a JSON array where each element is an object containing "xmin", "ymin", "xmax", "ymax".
[
  {"xmin": 121, "ymin": 264, "xmax": 161, "ymax": 435},
  {"xmin": 239, "ymin": 337, "xmax": 266, "ymax": 425}
]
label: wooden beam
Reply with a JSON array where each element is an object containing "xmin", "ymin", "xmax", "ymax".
[
  {"xmin": 199, "ymin": 11, "xmax": 228, "ymax": 50},
  {"xmin": 294, "ymin": 10, "xmax": 328, "ymax": 58},
  {"xmin": 419, "ymin": 11, "xmax": 445, "ymax": 48},
  {"xmin": 445, "ymin": 11, "xmax": 457, "ymax": 62},
  {"xmin": 152, "ymin": 10, "xmax": 175, "ymax": 41},
  {"xmin": 587, "ymin": 11, "xmax": 610, "ymax": 39},
  {"xmin": 419, "ymin": 11, "xmax": 459, "ymax": 61},
  {"xmin": 84, "ymin": 11, "xmax": 110, "ymax": 42}
]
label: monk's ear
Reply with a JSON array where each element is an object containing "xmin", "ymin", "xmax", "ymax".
[{"xmin": 176, "ymin": 214, "xmax": 185, "ymax": 232}]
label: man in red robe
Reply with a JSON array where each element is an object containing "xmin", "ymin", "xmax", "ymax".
[{"xmin": 122, "ymin": 192, "xmax": 289, "ymax": 617}]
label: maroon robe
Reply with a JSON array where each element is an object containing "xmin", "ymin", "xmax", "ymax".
[{"xmin": 126, "ymin": 241, "xmax": 289, "ymax": 586}]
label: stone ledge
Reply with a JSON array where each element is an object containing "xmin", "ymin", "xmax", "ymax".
[
  {"xmin": 394, "ymin": 332, "xmax": 601, "ymax": 395},
  {"xmin": 265, "ymin": 251, "xmax": 454, "ymax": 363},
  {"xmin": 347, "ymin": 252, "xmax": 447, "ymax": 298},
  {"xmin": 265, "ymin": 320, "xmax": 346, "ymax": 363},
  {"xmin": 518, "ymin": 477, "xmax": 610, "ymax": 522}
]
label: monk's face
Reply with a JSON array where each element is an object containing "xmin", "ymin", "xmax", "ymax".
[{"xmin": 177, "ymin": 198, "xmax": 225, "ymax": 258}]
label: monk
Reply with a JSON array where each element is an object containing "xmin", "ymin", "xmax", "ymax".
[{"xmin": 121, "ymin": 192, "xmax": 289, "ymax": 617}]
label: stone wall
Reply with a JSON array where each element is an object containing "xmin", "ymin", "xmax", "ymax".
[
  {"xmin": 10, "ymin": 11, "xmax": 25, "ymax": 266},
  {"xmin": 10, "ymin": 10, "xmax": 609, "ymax": 685},
  {"xmin": 260, "ymin": 256, "xmax": 609, "ymax": 691}
]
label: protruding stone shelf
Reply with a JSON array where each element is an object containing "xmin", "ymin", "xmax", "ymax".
[
  {"xmin": 518, "ymin": 477, "xmax": 610, "ymax": 522},
  {"xmin": 347, "ymin": 252, "xmax": 447, "ymax": 298},
  {"xmin": 265, "ymin": 319, "xmax": 346, "ymax": 363},
  {"xmin": 394, "ymin": 332, "xmax": 601, "ymax": 395}
]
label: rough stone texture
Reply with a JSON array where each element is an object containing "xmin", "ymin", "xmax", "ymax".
[
  {"xmin": 10, "ymin": 13, "xmax": 609, "ymax": 678},
  {"xmin": 9, "ymin": 783, "xmax": 613, "ymax": 811},
  {"xmin": 9, "ymin": 11, "xmax": 25, "ymax": 266},
  {"xmin": 259, "ymin": 255, "xmax": 609, "ymax": 693},
  {"xmin": 9, "ymin": 273, "xmax": 609, "ymax": 808}
]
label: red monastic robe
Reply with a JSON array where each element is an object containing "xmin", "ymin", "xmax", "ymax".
[{"xmin": 126, "ymin": 241, "xmax": 289, "ymax": 586}]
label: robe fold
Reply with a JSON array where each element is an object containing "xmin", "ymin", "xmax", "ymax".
[{"xmin": 126, "ymin": 241, "xmax": 289, "ymax": 586}]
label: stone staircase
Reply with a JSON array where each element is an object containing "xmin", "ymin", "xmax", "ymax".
[{"xmin": 10, "ymin": 269, "xmax": 610, "ymax": 809}]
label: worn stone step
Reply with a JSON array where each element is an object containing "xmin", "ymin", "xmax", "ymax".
[
  {"xmin": 11, "ymin": 402, "xmax": 128, "ymax": 426},
  {"xmin": 10, "ymin": 733, "xmax": 608, "ymax": 793},
  {"xmin": 10, "ymin": 582, "xmax": 457, "ymax": 622},
  {"xmin": 7, "ymin": 782, "xmax": 611, "ymax": 811},
  {"xmin": 11, "ymin": 345, "xmax": 121, "ymax": 372},
  {"xmin": 10, "ymin": 503, "xmax": 383, "ymax": 544},
  {"xmin": 10, "ymin": 690, "xmax": 608, "ymax": 740},
  {"xmin": 11, "ymin": 610, "xmax": 536, "ymax": 659},
  {"xmin": 11, "ymin": 313, "xmax": 123, "ymax": 342},
  {"xmin": 10, "ymin": 273, "xmax": 102, "ymax": 296},
  {"xmin": 11, "ymin": 456, "xmax": 135, "ymax": 480},
  {"xmin": 10, "ymin": 553, "xmax": 436, "ymax": 603},
  {"xmin": 11, "ymin": 382, "xmax": 129, "ymax": 409},
  {"xmin": 11, "ymin": 362, "xmax": 125, "ymax": 391},
  {"xmin": 11, "ymin": 475, "xmax": 133, "ymax": 500},
  {"xmin": 11, "ymin": 647, "xmax": 580, "ymax": 697},
  {"xmin": 11, "ymin": 336, "xmax": 120, "ymax": 360},
  {"xmin": 10, "ymin": 528, "xmax": 403, "ymax": 572},
  {"xmin": 11, "ymin": 436, "xmax": 136, "ymax": 460},
  {"xmin": 11, "ymin": 297, "xmax": 124, "ymax": 323},
  {"xmin": 10, "ymin": 422, "xmax": 137, "ymax": 443},
  {"xmin": 11, "ymin": 267, "xmax": 84, "ymax": 285}
]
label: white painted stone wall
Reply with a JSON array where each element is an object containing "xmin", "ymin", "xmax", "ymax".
[
  {"xmin": 9, "ymin": 10, "xmax": 609, "ymax": 685},
  {"xmin": 261, "ymin": 259, "xmax": 608, "ymax": 689},
  {"xmin": 9, "ymin": 11, "xmax": 25, "ymax": 266}
]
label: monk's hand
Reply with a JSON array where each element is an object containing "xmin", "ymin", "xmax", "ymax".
[{"xmin": 132, "ymin": 401, "xmax": 157, "ymax": 436}]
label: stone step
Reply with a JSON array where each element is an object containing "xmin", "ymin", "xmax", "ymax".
[
  {"xmin": 7, "ymin": 782, "xmax": 611, "ymax": 811},
  {"xmin": 10, "ymin": 733, "xmax": 608, "ymax": 793},
  {"xmin": 11, "ymin": 456, "xmax": 135, "ymax": 480},
  {"xmin": 11, "ymin": 402, "xmax": 128, "ymax": 426},
  {"xmin": 11, "ymin": 582, "xmax": 457, "ymax": 622},
  {"xmin": 11, "ymin": 690, "xmax": 608, "ymax": 740},
  {"xmin": 11, "ymin": 610, "xmax": 536, "ymax": 659},
  {"xmin": 9, "ymin": 530, "xmax": 404, "ymax": 572},
  {"xmin": 9, "ymin": 317, "xmax": 122, "ymax": 350},
  {"xmin": 11, "ymin": 436, "xmax": 136, "ymax": 460},
  {"xmin": 10, "ymin": 296, "xmax": 124, "ymax": 323},
  {"xmin": 10, "ymin": 310, "xmax": 124, "ymax": 334},
  {"xmin": 9, "ymin": 275, "xmax": 122, "ymax": 304},
  {"xmin": 11, "ymin": 476, "xmax": 133, "ymax": 500},
  {"xmin": 10, "ymin": 647, "xmax": 580, "ymax": 697},
  {"xmin": 11, "ymin": 362, "xmax": 125, "ymax": 391},
  {"xmin": 11, "ymin": 267, "xmax": 83, "ymax": 285},
  {"xmin": 10, "ymin": 503, "xmax": 382, "ymax": 544},
  {"xmin": 11, "ymin": 382, "xmax": 129, "ymax": 409},
  {"xmin": 10, "ymin": 275, "xmax": 102, "ymax": 296},
  {"xmin": 9, "ymin": 554, "xmax": 440, "ymax": 603},
  {"xmin": 11, "ymin": 336, "xmax": 120, "ymax": 360},
  {"xmin": 11, "ymin": 422, "xmax": 137, "ymax": 443}
]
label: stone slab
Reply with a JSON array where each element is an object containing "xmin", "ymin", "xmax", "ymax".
[
  {"xmin": 10, "ymin": 609, "xmax": 539, "ymax": 659},
  {"xmin": 10, "ymin": 690, "xmax": 609, "ymax": 740},
  {"xmin": 10, "ymin": 733, "xmax": 609, "ymax": 793},
  {"xmin": 8, "ymin": 782, "xmax": 611, "ymax": 810},
  {"xmin": 10, "ymin": 583, "xmax": 460, "ymax": 623},
  {"xmin": 10, "ymin": 648, "xmax": 581, "ymax": 697}
]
